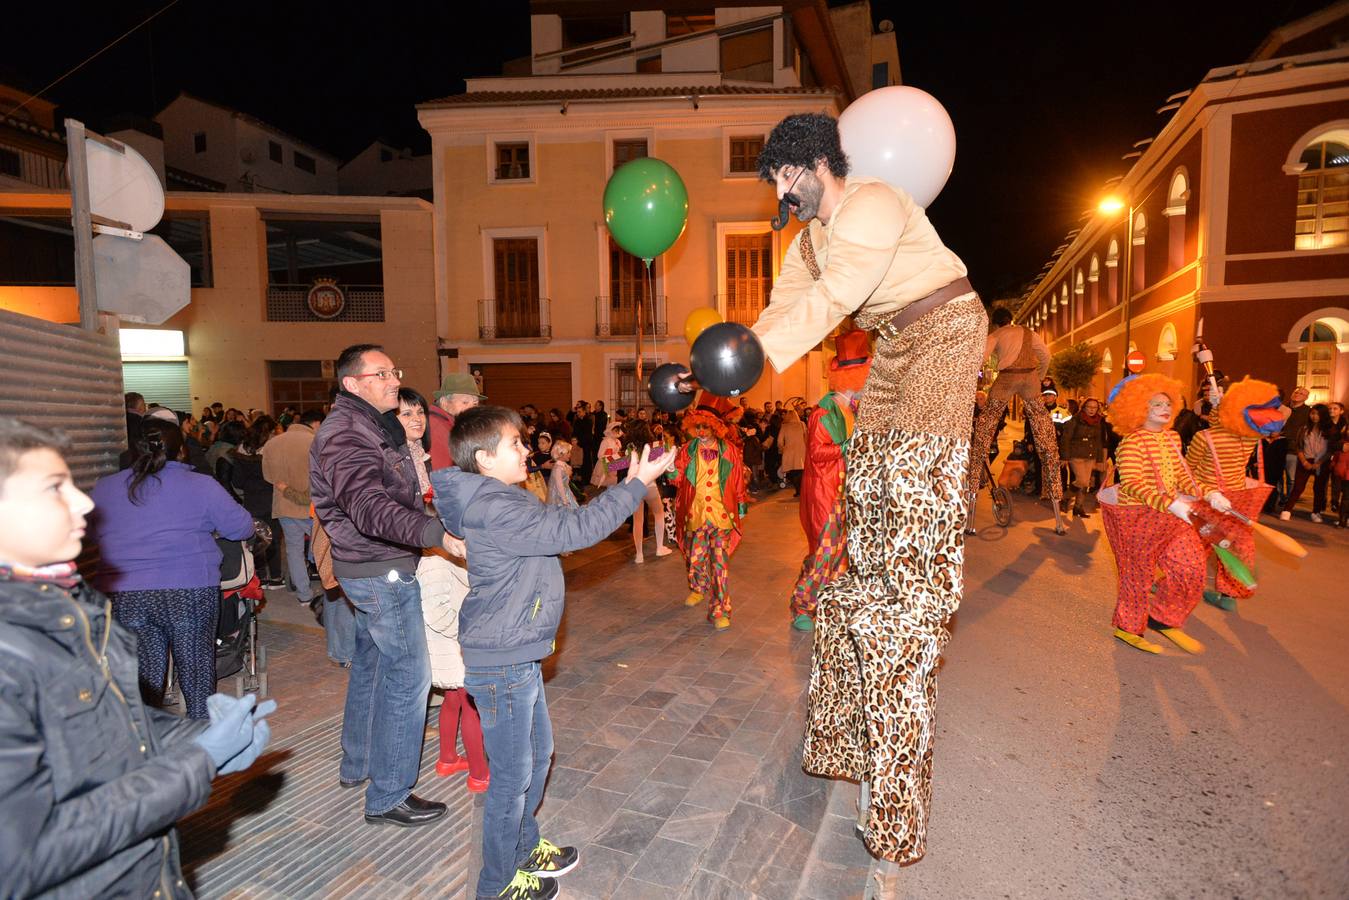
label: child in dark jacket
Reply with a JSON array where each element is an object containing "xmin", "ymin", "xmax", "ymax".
[
  {"xmin": 430, "ymin": 406, "xmax": 668, "ymax": 900},
  {"xmin": 0, "ymin": 417, "xmax": 274, "ymax": 899}
]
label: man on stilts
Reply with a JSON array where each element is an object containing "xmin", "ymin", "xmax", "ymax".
[
  {"xmin": 751, "ymin": 113, "xmax": 986, "ymax": 864},
  {"xmin": 969, "ymin": 307, "xmax": 1067, "ymax": 534}
]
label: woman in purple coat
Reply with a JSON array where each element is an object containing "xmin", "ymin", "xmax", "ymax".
[{"xmin": 90, "ymin": 419, "xmax": 254, "ymax": 717}]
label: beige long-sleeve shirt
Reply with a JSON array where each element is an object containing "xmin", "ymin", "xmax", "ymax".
[{"xmin": 752, "ymin": 176, "xmax": 967, "ymax": 373}]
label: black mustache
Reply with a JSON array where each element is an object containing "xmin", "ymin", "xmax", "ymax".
[{"xmin": 771, "ymin": 193, "xmax": 801, "ymax": 231}]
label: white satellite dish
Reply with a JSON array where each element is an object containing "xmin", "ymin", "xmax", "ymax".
[
  {"xmin": 92, "ymin": 233, "xmax": 190, "ymax": 324},
  {"xmin": 84, "ymin": 137, "xmax": 164, "ymax": 233}
]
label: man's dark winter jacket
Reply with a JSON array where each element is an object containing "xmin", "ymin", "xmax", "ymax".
[
  {"xmin": 430, "ymin": 469, "xmax": 645, "ymax": 666},
  {"xmin": 309, "ymin": 392, "xmax": 446, "ymax": 579},
  {"xmin": 0, "ymin": 575, "xmax": 214, "ymax": 899}
]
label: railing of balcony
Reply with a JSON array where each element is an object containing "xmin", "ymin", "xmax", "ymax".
[
  {"xmin": 714, "ymin": 294, "xmax": 766, "ymax": 328},
  {"xmin": 266, "ymin": 284, "xmax": 385, "ymax": 322},
  {"xmin": 478, "ymin": 297, "xmax": 551, "ymax": 340},
  {"xmin": 0, "ymin": 141, "xmax": 67, "ymax": 190},
  {"xmin": 595, "ymin": 295, "xmax": 667, "ymax": 338}
]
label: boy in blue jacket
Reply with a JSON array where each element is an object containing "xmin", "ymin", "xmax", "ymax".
[
  {"xmin": 431, "ymin": 406, "xmax": 667, "ymax": 900},
  {"xmin": 0, "ymin": 417, "xmax": 274, "ymax": 899}
]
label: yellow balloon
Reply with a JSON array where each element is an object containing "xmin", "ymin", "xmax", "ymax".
[{"xmin": 684, "ymin": 307, "xmax": 723, "ymax": 347}]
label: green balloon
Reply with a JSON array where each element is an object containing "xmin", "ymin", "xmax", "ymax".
[{"xmin": 603, "ymin": 157, "xmax": 689, "ymax": 261}]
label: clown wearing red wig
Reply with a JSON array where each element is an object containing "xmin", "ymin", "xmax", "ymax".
[
  {"xmin": 672, "ymin": 396, "xmax": 748, "ymax": 631},
  {"xmin": 789, "ymin": 329, "xmax": 872, "ymax": 631},
  {"xmin": 1098, "ymin": 373, "xmax": 1215, "ymax": 655}
]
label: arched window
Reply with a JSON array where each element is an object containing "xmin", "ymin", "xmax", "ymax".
[
  {"xmin": 1164, "ymin": 169, "xmax": 1189, "ymax": 270},
  {"xmin": 1157, "ymin": 322, "xmax": 1178, "ymax": 361},
  {"xmin": 1061, "ymin": 283, "xmax": 1070, "ymax": 332},
  {"xmin": 1101, "ymin": 347, "xmax": 1113, "ymax": 374},
  {"xmin": 1088, "ymin": 254, "xmax": 1101, "ymax": 317},
  {"xmin": 1131, "ymin": 212, "xmax": 1148, "ymax": 293},
  {"xmin": 1297, "ymin": 320, "xmax": 1340, "ymax": 403},
  {"xmin": 1291, "ymin": 130, "xmax": 1349, "ymax": 249},
  {"xmin": 1074, "ymin": 269, "xmax": 1085, "ymax": 324},
  {"xmin": 1105, "ymin": 238, "xmax": 1120, "ymax": 307}
]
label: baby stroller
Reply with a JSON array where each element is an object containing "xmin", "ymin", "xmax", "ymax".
[{"xmin": 216, "ymin": 520, "xmax": 271, "ymax": 698}]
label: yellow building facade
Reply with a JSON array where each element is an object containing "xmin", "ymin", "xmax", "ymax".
[
  {"xmin": 0, "ymin": 191, "xmax": 438, "ymax": 412},
  {"xmin": 419, "ymin": 87, "xmax": 839, "ymax": 413}
]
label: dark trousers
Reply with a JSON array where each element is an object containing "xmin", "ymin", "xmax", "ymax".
[
  {"xmin": 111, "ymin": 586, "xmax": 220, "ymax": 719},
  {"xmin": 1282, "ymin": 463, "xmax": 1329, "ymax": 514}
]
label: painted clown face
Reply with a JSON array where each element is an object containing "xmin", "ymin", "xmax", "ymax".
[{"xmin": 1145, "ymin": 393, "xmax": 1173, "ymax": 430}]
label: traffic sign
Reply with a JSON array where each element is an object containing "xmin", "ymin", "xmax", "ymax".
[{"xmin": 1125, "ymin": 350, "xmax": 1146, "ymax": 373}]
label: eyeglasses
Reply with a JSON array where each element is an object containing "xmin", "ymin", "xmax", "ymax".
[{"xmin": 351, "ymin": 368, "xmax": 403, "ymax": 382}]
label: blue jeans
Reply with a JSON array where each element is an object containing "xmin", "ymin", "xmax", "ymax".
[
  {"xmin": 324, "ymin": 591, "xmax": 356, "ymax": 666},
  {"xmin": 464, "ymin": 662, "xmax": 553, "ymax": 898},
  {"xmin": 278, "ymin": 517, "xmax": 313, "ymax": 601},
  {"xmin": 336, "ymin": 571, "xmax": 432, "ymax": 815}
]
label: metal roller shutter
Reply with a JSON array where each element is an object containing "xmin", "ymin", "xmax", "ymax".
[
  {"xmin": 0, "ymin": 308, "xmax": 124, "ymax": 489},
  {"xmin": 122, "ymin": 360, "xmax": 191, "ymax": 413},
  {"xmin": 473, "ymin": 362, "xmax": 571, "ymax": 416}
]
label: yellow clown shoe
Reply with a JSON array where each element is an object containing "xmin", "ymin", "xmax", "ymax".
[
  {"xmin": 1113, "ymin": 628, "xmax": 1163, "ymax": 654},
  {"xmin": 1156, "ymin": 627, "xmax": 1205, "ymax": 654},
  {"xmin": 713, "ymin": 616, "xmax": 731, "ymax": 630},
  {"xmin": 684, "ymin": 591, "xmax": 704, "ymax": 607}
]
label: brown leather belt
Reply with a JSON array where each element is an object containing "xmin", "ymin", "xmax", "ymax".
[{"xmin": 874, "ymin": 276, "xmax": 976, "ymax": 342}]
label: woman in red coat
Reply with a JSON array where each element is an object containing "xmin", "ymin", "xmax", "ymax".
[{"xmin": 791, "ymin": 330, "xmax": 871, "ymax": 631}]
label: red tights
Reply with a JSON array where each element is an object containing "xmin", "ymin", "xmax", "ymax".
[{"xmin": 438, "ymin": 687, "xmax": 488, "ymax": 780}]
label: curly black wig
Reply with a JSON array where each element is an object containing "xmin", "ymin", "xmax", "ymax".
[{"xmin": 757, "ymin": 113, "xmax": 851, "ymax": 181}]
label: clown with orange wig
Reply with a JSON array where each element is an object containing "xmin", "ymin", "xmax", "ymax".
[
  {"xmin": 672, "ymin": 396, "xmax": 749, "ymax": 630},
  {"xmin": 789, "ymin": 330, "xmax": 872, "ymax": 631},
  {"xmin": 1185, "ymin": 377, "xmax": 1287, "ymax": 611},
  {"xmin": 1098, "ymin": 373, "xmax": 1215, "ymax": 654}
]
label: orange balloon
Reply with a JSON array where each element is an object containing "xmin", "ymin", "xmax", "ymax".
[{"xmin": 684, "ymin": 307, "xmax": 723, "ymax": 347}]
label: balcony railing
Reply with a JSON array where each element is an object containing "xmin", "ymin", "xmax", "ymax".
[
  {"xmin": 266, "ymin": 284, "xmax": 385, "ymax": 322},
  {"xmin": 714, "ymin": 294, "xmax": 767, "ymax": 328},
  {"xmin": 595, "ymin": 295, "xmax": 667, "ymax": 339},
  {"xmin": 478, "ymin": 297, "xmax": 551, "ymax": 340}
]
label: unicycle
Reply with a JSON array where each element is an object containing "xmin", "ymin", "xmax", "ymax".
[{"xmin": 985, "ymin": 457, "xmax": 1013, "ymax": 527}]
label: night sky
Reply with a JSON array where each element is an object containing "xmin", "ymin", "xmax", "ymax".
[{"xmin": 2, "ymin": 0, "xmax": 1331, "ymax": 296}]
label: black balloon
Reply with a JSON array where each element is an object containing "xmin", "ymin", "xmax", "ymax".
[
  {"xmin": 689, "ymin": 322, "xmax": 765, "ymax": 397},
  {"xmin": 647, "ymin": 362, "xmax": 696, "ymax": 413}
]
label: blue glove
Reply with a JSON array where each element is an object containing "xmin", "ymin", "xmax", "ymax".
[
  {"xmin": 218, "ymin": 716, "xmax": 271, "ymax": 774},
  {"xmin": 193, "ymin": 694, "xmax": 277, "ymax": 773}
]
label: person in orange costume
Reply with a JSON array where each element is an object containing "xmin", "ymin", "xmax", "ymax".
[
  {"xmin": 672, "ymin": 402, "xmax": 749, "ymax": 630},
  {"xmin": 790, "ymin": 329, "xmax": 872, "ymax": 632},
  {"xmin": 1098, "ymin": 373, "xmax": 1212, "ymax": 655},
  {"xmin": 1185, "ymin": 377, "xmax": 1286, "ymax": 612}
]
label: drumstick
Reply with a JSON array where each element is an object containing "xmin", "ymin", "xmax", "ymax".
[
  {"xmin": 1249, "ymin": 520, "xmax": 1309, "ymax": 558},
  {"xmin": 1224, "ymin": 509, "xmax": 1309, "ymax": 558},
  {"xmin": 1213, "ymin": 545, "xmax": 1256, "ymax": 589}
]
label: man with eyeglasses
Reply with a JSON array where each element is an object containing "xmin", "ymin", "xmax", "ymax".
[{"xmin": 310, "ymin": 343, "xmax": 463, "ymax": 827}]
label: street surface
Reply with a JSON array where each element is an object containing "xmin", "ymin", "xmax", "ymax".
[{"xmin": 189, "ymin": 430, "xmax": 1349, "ymax": 898}]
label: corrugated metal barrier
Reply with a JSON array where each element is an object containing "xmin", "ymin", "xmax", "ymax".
[{"xmin": 0, "ymin": 308, "xmax": 125, "ymax": 489}]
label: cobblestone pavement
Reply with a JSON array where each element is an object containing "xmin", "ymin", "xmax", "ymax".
[
  {"xmin": 186, "ymin": 487, "xmax": 876, "ymax": 898},
  {"xmin": 181, "ymin": 438, "xmax": 1349, "ymax": 898}
]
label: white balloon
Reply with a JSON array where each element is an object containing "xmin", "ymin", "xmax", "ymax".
[{"xmin": 838, "ymin": 86, "xmax": 956, "ymax": 209}]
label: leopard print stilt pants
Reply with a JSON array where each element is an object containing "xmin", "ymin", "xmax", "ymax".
[
  {"xmin": 968, "ymin": 374, "xmax": 1063, "ymax": 505},
  {"xmin": 803, "ymin": 295, "xmax": 985, "ymax": 865}
]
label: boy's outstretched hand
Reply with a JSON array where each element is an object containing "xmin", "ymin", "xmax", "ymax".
[{"xmin": 625, "ymin": 444, "xmax": 668, "ymax": 487}]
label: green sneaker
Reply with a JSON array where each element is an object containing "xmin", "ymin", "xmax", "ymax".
[
  {"xmin": 1202, "ymin": 589, "xmax": 1237, "ymax": 612},
  {"xmin": 792, "ymin": 614, "xmax": 815, "ymax": 632},
  {"xmin": 498, "ymin": 870, "xmax": 558, "ymax": 899},
  {"xmin": 520, "ymin": 838, "xmax": 579, "ymax": 878}
]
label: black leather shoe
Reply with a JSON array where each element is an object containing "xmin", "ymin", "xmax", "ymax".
[
  {"xmin": 364, "ymin": 794, "xmax": 447, "ymax": 827},
  {"xmin": 339, "ymin": 777, "xmax": 367, "ymax": 789}
]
